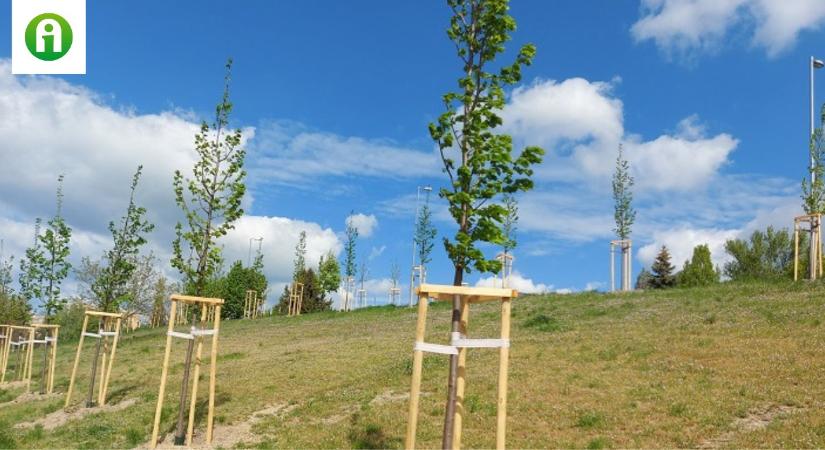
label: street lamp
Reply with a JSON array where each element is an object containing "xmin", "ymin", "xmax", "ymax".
[
  {"xmin": 810, "ymin": 57, "xmax": 825, "ymax": 280},
  {"xmin": 409, "ymin": 185, "xmax": 433, "ymax": 307},
  {"xmin": 248, "ymin": 237, "xmax": 263, "ymax": 267}
]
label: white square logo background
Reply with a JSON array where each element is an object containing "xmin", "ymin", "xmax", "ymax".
[{"xmin": 12, "ymin": 0, "xmax": 86, "ymax": 74}]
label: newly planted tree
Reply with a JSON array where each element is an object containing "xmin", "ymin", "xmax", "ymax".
[
  {"xmin": 612, "ymin": 144, "xmax": 635, "ymax": 240},
  {"xmin": 342, "ymin": 214, "xmax": 358, "ymax": 310},
  {"xmin": 802, "ymin": 104, "xmax": 825, "ymax": 279},
  {"xmin": 293, "ymin": 230, "xmax": 307, "ymax": 281},
  {"xmin": 414, "ymin": 201, "xmax": 437, "ymax": 277},
  {"xmin": 172, "ymin": 60, "xmax": 246, "ymax": 296},
  {"xmin": 318, "ymin": 251, "xmax": 341, "ymax": 300},
  {"xmin": 428, "ymin": 0, "xmax": 544, "ymax": 444},
  {"xmin": 23, "ymin": 176, "xmax": 73, "ymax": 319},
  {"xmin": 92, "ymin": 166, "xmax": 155, "ymax": 312}
]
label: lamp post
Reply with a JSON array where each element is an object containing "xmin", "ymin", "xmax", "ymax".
[
  {"xmin": 409, "ymin": 185, "xmax": 432, "ymax": 307},
  {"xmin": 247, "ymin": 237, "xmax": 263, "ymax": 267},
  {"xmin": 811, "ymin": 57, "xmax": 825, "ymax": 280}
]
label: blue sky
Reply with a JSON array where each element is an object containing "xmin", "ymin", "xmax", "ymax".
[{"xmin": 1, "ymin": 0, "xmax": 824, "ymax": 305}]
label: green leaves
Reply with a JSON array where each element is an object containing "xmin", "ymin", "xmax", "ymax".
[
  {"xmin": 172, "ymin": 59, "xmax": 247, "ymax": 296},
  {"xmin": 433, "ymin": 0, "xmax": 544, "ymax": 283},
  {"xmin": 415, "ymin": 203, "xmax": 437, "ymax": 266},
  {"xmin": 612, "ymin": 144, "xmax": 635, "ymax": 240},
  {"xmin": 93, "ymin": 165, "xmax": 155, "ymax": 312},
  {"xmin": 802, "ymin": 103, "xmax": 825, "ymax": 214}
]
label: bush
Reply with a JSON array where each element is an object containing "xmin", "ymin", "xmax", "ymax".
[{"xmin": 723, "ymin": 226, "xmax": 797, "ymax": 281}]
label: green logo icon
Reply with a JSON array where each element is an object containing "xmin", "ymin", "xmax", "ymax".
[{"xmin": 25, "ymin": 13, "xmax": 73, "ymax": 61}]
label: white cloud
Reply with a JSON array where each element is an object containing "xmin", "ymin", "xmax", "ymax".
[
  {"xmin": 502, "ymin": 79, "xmax": 737, "ymax": 191},
  {"xmin": 219, "ymin": 215, "xmax": 342, "ymax": 283},
  {"xmin": 346, "ymin": 213, "xmax": 378, "ymax": 238},
  {"xmin": 249, "ymin": 120, "xmax": 440, "ymax": 186},
  {"xmin": 632, "ymin": 0, "xmax": 825, "ymax": 57},
  {"xmin": 474, "ymin": 271, "xmax": 550, "ymax": 294},
  {"xmin": 0, "ymin": 61, "xmax": 345, "ymax": 298}
]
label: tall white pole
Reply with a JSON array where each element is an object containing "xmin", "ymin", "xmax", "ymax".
[
  {"xmin": 812, "ymin": 57, "xmax": 818, "ymax": 280},
  {"xmin": 409, "ymin": 187, "xmax": 422, "ymax": 307}
]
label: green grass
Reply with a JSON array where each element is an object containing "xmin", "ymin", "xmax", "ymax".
[{"xmin": 2, "ymin": 281, "xmax": 825, "ymax": 447}]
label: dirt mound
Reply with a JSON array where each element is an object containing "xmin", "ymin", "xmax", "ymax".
[{"xmin": 15, "ymin": 398, "xmax": 138, "ymax": 431}]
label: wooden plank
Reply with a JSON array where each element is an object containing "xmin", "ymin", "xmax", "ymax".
[
  {"xmin": 84, "ymin": 310, "xmax": 123, "ymax": 319},
  {"xmin": 151, "ymin": 299, "xmax": 178, "ymax": 449},
  {"xmin": 417, "ymin": 284, "xmax": 518, "ymax": 302},
  {"xmin": 186, "ymin": 305, "xmax": 208, "ymax": 445},
  {"xmin": 495, "ymin": 299, "xmax": 512, "ymax": 450},
  {"xmin": 405, "ymin": 294, "xmax": 430, "ymax": 450},
  {"xmin": 101, "ymin": 317, "xmax": 121, "ymax": 405},
  {"xmin": 452, "ymin": 296, "xmax": 470, "ymax": 450},
  {"xmin": 170, "ymin": 294, "xmax": 225, "ymax": 305},
  {"xmin": 206, "ymin": 305, "xmax": 221, "ymax": 444}
]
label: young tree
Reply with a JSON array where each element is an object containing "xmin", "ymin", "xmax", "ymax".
[
  {"xmin": 318, "ymin": 251, "xmax": 341, "ymax": 299},
  {"xmin": 92, "ymin": 166, "xmax": 155, "ymax": 312},
  {"xmin": 414, "ymin": 202, "xmax": 437, "ymax": 269},
  {"xmin": 634, "ymin": 268, "xmax": 654, "ymax": 290},
  {"xmin": 358, "ymin": 259, "xmax": 368, "ymax": 306},
  {"xmin": 678, "ymin": 244, "xmax": 720, "ymax": 287},
  {"xmin": 501, "ymin": 193, "xmax": 518, "ymax": 257},
  {"xmin": 19, "ymin": 219, "xmax": 44, "ymax": 307},
  {"xmin": 215, "ymin": 260, "xmax": 267, "ymax": 319},
  {"xmin": 651, "ymin": 246, "xmax": 676, "ymax": 289},
  {"xmin": 149, "ymin": 276, "xmax": 172, "ymax": 327},
  {"xmin": 293, "ymin": 230, "xmax": 307, "ymax": 281},
  {"xmin": 612, "ymin": 144, "xmax": 635, "ymax": 240},
  {"xmin": 0, "ymin": 240, "xmax": 13, "ymax": 296},
  {"xmin": 0, "ymin": 291, "xmax": 31, "ymax": 325},
  {"xmin": 342, "ymin": 214, "xmax": 358, "ymax": 309},
  {"xmin": 428, "ymin": 0, "xmax": 544, "ymax": 443},
  {"xmin": 37, "ymin": 175, "xmax": 73, "ymax": 319},
  {"xmin": 172, "ymin": 60, "xmax": 246, "ymax": 297},
  {"xmin": 802, "ymin": 103, "xmax": 825, "ymax": 215}
]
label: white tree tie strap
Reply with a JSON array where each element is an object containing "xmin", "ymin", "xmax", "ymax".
[
  {"xmin": 414, "ymin": 341, "xmax": 458, "ymax": 355},
  {"xmin": 167, "ymin": 331, "xmax": 194, "ymax": 340},
  {"xmin": 45, "ymin": 337, "xmax": 57, "ymax": 342},
  {"xmin": 451, "ymin": 332, "xmax": 510, "ymax": 349},
  {"xmin": 30, "ymin": 339, "xmax": 48, "ymax": 344},
  {"xmin": 100, "ymin": 331, "xmax": 118, "ymax": 337},
  {"xmin": 83, "ymin": 332, "xmax": 102, "ymax": 339},
  {"xmin": 190, "ymin": 328, "xmax": 216, "ymax": 337}
]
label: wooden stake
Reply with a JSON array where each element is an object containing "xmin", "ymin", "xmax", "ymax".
[
  {"xmin": 405, "ymin": 293, "xmax": 429, "ymax": 450},
  {"xmin": 48, "ymin": 327, "xmax": 58, "ymax": 394},
  {"xmin": 101, "ymin": 317, "xmax": 121, "ymax": 405},
  {"xmin": 151, "ymin": 298, "xmax": 178, "ymax": 449},
  {"xmin": 206, "ymin": 305, "xmax": 221, "ymax": 444},
  {"xmin": 495, "ymin": 298, "xmax": 512, "ymax": 450},
  {"xmin": 25, "ymin": 328, "xmax": 34, "ymax": 392},
  {"xmin": 66, "ymin": 314, "xmax": 88, "ymax": 407},
  {"xmin": 794, "ymin": 224, "xmax": 800, "ymax": 281},
  {"xmin": 185, "ymin": 306, "xmax": 208, "ymax": 445},
  {"xmin": 86, "ymin": 325, "xmax": 103, "ymax": 408},
  {"xmin": 452, "ymin": 297, "xmax": 470, "ymax": 450}
]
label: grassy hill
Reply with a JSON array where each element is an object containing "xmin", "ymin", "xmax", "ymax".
[{"xmin": 2, "ymin": 281, "xmax": 825, "ymax": 448}]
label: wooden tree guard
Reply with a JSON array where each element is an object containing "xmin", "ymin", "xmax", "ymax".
[
  {"xmin": 0, "ymin": 326, "xmax": 35, "ymax": 391},
  {"xmin": 343, "ymin": 276, "xmax": 355, "ymax": 311},
  {"xmin": 288, "ymin": 282, "xmax": 304, "ymax": 316},
  {"xmin": 151, "ymin": 294, "xmax": 223, "ymax": 449},
  {"xmin": 405, "ymin": 284, "xmax": 517, "ymax": 450},
  {"xmin": 389, "ymin": 287, "xmax": 401, "ymax": 305},
  {"xmin": 0, "ymin": 325, "xmax": 9, "ymax": 379},
  {"xmin": 496, "ymin": 253, "xmax": 514, "ymax": 288},
  {"xmin": 794, "ymin": 214, "xmax": 824, "ymax": 281},
  {"xmin": 65, "ymin": 311, "xmax": 122, "ymax": 408},
  {"xmin": 31, "ymin": 324, "xmax": 59, "ymax": 395},
  {"xmin": 243, "ymin": 289, "xmax": 262, "ymax": 319},
  {"xmin": 610, "ymin": 239, "xmax": 632, "ymax": 291},
  {"xmin": 357, "ymin": 288, "xmax": 367, "ymax": 308}
]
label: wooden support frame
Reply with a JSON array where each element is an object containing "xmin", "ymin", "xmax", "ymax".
[
  {"xmin": 405, "ymin": 284, "xmax": 517, "ymax": 450},
  {"xmin": 0, "ymin": 325, "xmax": 9, "ymax": 380},
  {"xmin": 794, "ymin": 214, "xmax": 824, "ymax": 281},
  {"xmin": 65, "ymin": 311, "xmax": 122, "ymax": 408},
  {"xmin": 343, "ymin": 276, "xmax": 355, "ymax": 311},
  {"xmin": 357, "ymin": 288, "xmax": 367, "ymax": 308},
  {"xmin": 496, "ymin": 252, "xmax": 514, "ymax": 288},
  {"xmin": 31, "ymin": 324, "xmax": 59, "ymax": 395},
  {"xmin": 389, "ymin": 287, "xmax": 401, "ymax": 305},
  {"xmin": 243, "ymin": 290, "xmax": 262, "ymax": 319},
  {"xmin": 610, "ymin": 239, "xmax": 633, "ymax": 292},
  {"xmin": 0, "ymin": 325, "xmax": 35, "ymax": 391},
  {"xmin": 150, "ymin": 294, "xmax": 223, "ymax": 449},
  {"xmin": 288, "ymin": 283, "xmax": 304, "ymax": 316}
]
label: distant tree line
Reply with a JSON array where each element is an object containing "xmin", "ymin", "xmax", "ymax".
[{"xmin": 637, "ymin": 226, "xmax": 808, "ymax": 290}]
